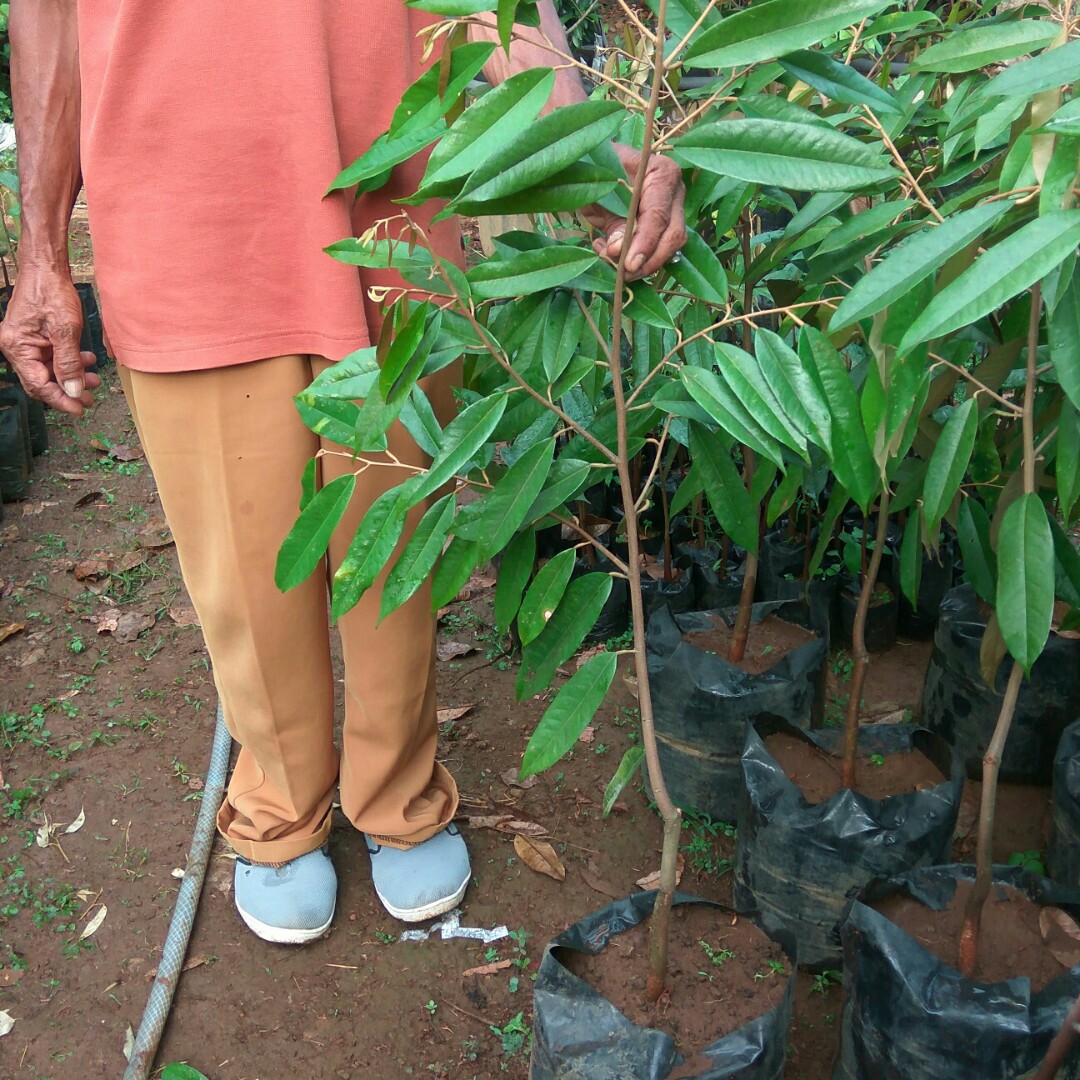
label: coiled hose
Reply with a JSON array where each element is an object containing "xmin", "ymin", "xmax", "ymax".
[{"xmin": 124, "ymin": 704, "xmax": 233, "ymax": 1080}]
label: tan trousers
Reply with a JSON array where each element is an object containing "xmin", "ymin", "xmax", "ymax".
[{"xmin": 118, "ymin": 356, "xmax": 459, "ymax": 863}]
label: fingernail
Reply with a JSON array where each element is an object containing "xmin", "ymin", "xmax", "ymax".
[
  {"xmin": 63, "ymin": 380, "xmax": 82, "ymax": 398},
  {"xmin": 629, "ymin": 253, "xmax": 645, "ymax": 271}
]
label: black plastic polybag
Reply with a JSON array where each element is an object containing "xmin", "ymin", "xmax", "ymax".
[
  {"xmin": 838, "ymin": 865, "xmax": 1080, "ymax": 1079},
  {"xmin": 734, "ymin": 720, "xmax": 963, "ymax": 970},
  {"xmin": 76, "ymin": 282, "xmax": 109, "ymax": 371},
  {"xmin": 836, "ymin": 579, "xmax": 897, "ymax": 653},
  {"xmin": 676, "ymin": 543, "xmax": 744, "ymax": 612},
  {"xmin": 647, "ymin": 603, "xmax": 827, "ymax": 822},
  {"xmin": 1049, "ymin": 719, "xmax": 1080, "ymax": 888},
  {"xmin": 756, "ymin": 529, "xmax": 813, "ymax": 602},
  {"xmin": 0, "ymin": 402, "xmax": 30, "ymax": 502},
  {"xmin": 641, "ymin": 554, "xmax": 697, "ymax": 621},
  {"xmin": 574, "ymin": 555, "xmax": 629, "ymax": 644},
  {"xmin": 530, "ymin": 891, "xmax": 794, "ymax": 1080},
  {"xmin": 922, "ymin": 584, "xmax": 1080, "ymax": 782},
  {"xmin": 0, "ymin": 379, "xmax": 47, "ymax": 458},
  {"xmin": 897, "ymin": 540, "xmax": 954, "ymax": 638}
]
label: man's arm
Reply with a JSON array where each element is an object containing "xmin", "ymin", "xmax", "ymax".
[
  {"xmin": 0, "ymin": 0, "xmax": 99, "ymax": 414},
  {"xmin": 469, "ymin": 1, "xmax": 686, "ymax": 279}
]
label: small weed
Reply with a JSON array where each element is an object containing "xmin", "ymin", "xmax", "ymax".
[
  {"xmin": 869, "ymin": 753, "xmax": 885, "ymax": 768},
  {"xmin": 698, "ymin": 939, "xmax": 735, "ymax": 977},
  {"xmin": 604, "ymin": 629, "xmax": 634, "ymax": 651},
  {"xmin": 811, "ymin": 969, "xmax": 842, "ymax": 996},
  {"xmin": 424, "ymin": 999, "xmax": 438, "ymax": 1017},
  {"xmin": 680, "ymin": 810, "xmax": 736, "ymax": 877},
  {"xmin": 754, "ymin": 959, "xmax": 786, "ymax": 981},
  {"xmin": 1007, "ymin": 850, "xmax": 1046, "ymax": 875},
  {"xmin": 831, "ymin": 652, "xmax": 855, "ymax": 681},
  {"xmin": 374, "ymin": 930, "xmax": 397, "ymax": 944},
  {"xmin": 490, "ymin": 1011, "xmax": 531, "ymax": 1065},
  {"xmin": 68, "ymin": 635, "xmax": 85, "ymax": 655}
]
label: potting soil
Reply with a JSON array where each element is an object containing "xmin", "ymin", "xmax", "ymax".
[
  {"xmin": 530, "ymin": 892, "xmax": 794, "ymax": 1080},
  {"xmin": 680, "ymin": 614, "xmax": 816, "ymax": 676}
]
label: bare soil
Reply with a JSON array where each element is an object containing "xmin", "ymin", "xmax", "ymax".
[
  {"xmin": 764, "ymin": 733, "xmax": 947, "ymax": 804},
  {"xmin": 682, "ymin": 613, "xmax": 818, "ymax": 674},
  {"xmin": 877, "ymin": 879, "xmax": 1073, "ymax": 991},
  {"xmin": 563, "ymin": 905, "xmax": 787, "ymax": 1065}
]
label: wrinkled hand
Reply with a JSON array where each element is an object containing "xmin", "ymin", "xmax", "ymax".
[
  {"xmin": 0, "ymin": 267, "xmax": 100, "ymax": 416},
  {"xmin": 581, "ymin": 143, "xmax": 687, "ymax": 281}
]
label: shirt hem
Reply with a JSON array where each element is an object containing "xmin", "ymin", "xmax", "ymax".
[{"xmin": 113, "ymin": 329, "xmax": 371, "ymax": 373}]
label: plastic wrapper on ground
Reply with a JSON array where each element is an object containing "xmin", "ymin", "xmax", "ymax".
[
  {"xmin": 922, "ymin": 584, "xmax": 1080, "ymax": 783},
  {"xmin": 838, "ymin": 865, "xmax": 1080, "ymax": 1079},
  {"xmin": 647, "ymin": 602, "xmax": 827, "ymax": 822},
  {"xmin": 530, "ymin": 891, "xmax": 794, "ymax": 1080},
  {"xmin": 734, "ymin": 721, "xmax": 963, "ymax": 970}
]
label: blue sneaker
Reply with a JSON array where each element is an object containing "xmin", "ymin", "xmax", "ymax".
[
  {"xmin": 234, "ymin": 846, "xmax": 337, "ymax": 944},
  {"xmin": 364, "ymin": 824, "xmax": 471, "ymax": 923}
]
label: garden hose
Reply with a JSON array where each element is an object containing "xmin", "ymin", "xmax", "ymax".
[{"xmin": 124, "ymin": 704, "xmax": 233, "ymax": 1080}]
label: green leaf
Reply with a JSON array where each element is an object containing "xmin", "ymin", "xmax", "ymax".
[
  {"xmin": 799, "ymin": 327, "xmax": 877, "ymax": 511},
  {"xmin": 780, "ymin": 49, "xmax": 901, "ymax": 114},
  {"xmin": 808, "ymin": 482, "xmax": 849, "ymax": 580},
  {"xmin": 603, "ymin": 745, "xmax": 645, "ymax": 816},
  {"xmin": 1050, "ymin": 515, "xmax": 1080, "ymax": 608},
  {"xmin": 329, "ymin": 121, "xmax": 446, "ymax": 194},
  {"xmin": 451, "ymin": 162, "xmax": 619, "ymax": 217},
  {"xmin": 275, "ymin": 474, "xmax": 356, "ymax": 592},
  {"xmin": 294, "ymin": 396, "xmax": 367, "ymax": 451},
  {"xmin": 495, "ymin": 530, "xmax": 536, "ymax": 635},
  {"xmin": 901, "ymin": 211, "xmax": 1080, "ymax": 353},
  {"xmin": 162, "ymin": 1066, "xmax": 210, "ymax": 1080},
  {"xmin": 400, "ymin": 387, "xmax": 444, "ymax": 458},
  {"xmin": 980, "ymin": 37, "xmax": 1080, "ymax": 101},
  {"xmin": 1050, "ymin": 269, "xmax": 1080, "ymax": 413},
  {"xmin": 996, "ymin": 493, "xmax": 1054, "ymax": 674},
  {"xmin": 674, "ymin": 119, "xmax": 893, "ymax": 192},
  {"xmin": 957, "ymin": 498, "xmax": 997, "ymax": 605},
  {"xmin": 325, "ymin": 238, "xmax": 435, "ymax": 275},
  {"xmin": 466, "ymin": 245, "xmax": 600, "ymax": 300},
  {"xmin": 1058, "ymin": 402, "xmax": 1080, "ymax": 522},
  {"xmin": 525, "ymin": 458, "xmax": 597, "ymax": 523},
  {"xmin": 830, "ymin": 200, "xmax": 1010, "ymax": 331},
  {"xmin": 1042, "ymin": 97, "xmax": 1080, "ymax": 136},
  {"xmin": 517, "ymin": 573, "xmax": 613, "ymax": 699},
  {"xmin": 455, "ymin": 99, "xmax": 623, "ymax": 205},
  {"xmin": 459, "ymin": 441, "xmax": 556, "ymax": 559},
  {"xmin": 689, "ymin": 423, "xmax": 758, "ymax": 552},
  {"xmin": 331, "ymin": 486, "xmax": 410, "ymax": 619},
  {"xmin": 921, "ymin": 397, "xmax": 978, "ymax": 535},
  {"xmin": 667, "ymin": 228, "xmax": 729, "ymax": 306},
  {"xmin": 430, "ymin": 536, "xmax": 484, "ymax": 612},
  {"xmin": 626, "ymin": 281, "xmax": 675, "ymax": 329},
  {"xmin": 900, "ymin": 508, "xmax": 923, "ymax": 611},
  {"xmin": 410, "ymin": 395, "xmax": 508, "ymax": 505},
  {"xmin": 541, "ymin": 292, "xmax": 587, "ymax": 383},
  {"xmin": 518, "ymin": 548, "xmax": 576, "ymax": 647},
  {"xmin": 379, "ymin": 492, "xmax": 456, "ymax": 622},
  {"xmin": 520, "ymin": 652, "xmax": 618, "ymax": 777},
  {"xmin": 684, "ymin": 0, "xmax": 893, "ymax": 68},
  {"xmin": 299, "ymin": 457, "xmax": 318, "ymax": 512},
  {"xmin": 755, "ymin": 329, "xmax": 832, "ymax": 455},
  {"xmin": 681, "ymin": 364, "xmax": 786, "ymax": 466},
  {"xmin": 814, "ymin": 199, "xmax": 914, "ymax": 257},
  {"xmin": 912, "ymin": 20, "xmax": 1059, "ymax": 73}
]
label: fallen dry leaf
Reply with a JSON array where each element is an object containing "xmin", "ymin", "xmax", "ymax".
[
  {"xmin": 168, "ymin": 603, "xmax": 201, "ymax": 628},
  {"xmin": 514, "ymin": 835, "xmax": 566, "ymax": 881},
  {"xmin": 1041, "ymin": 906, "xmax": 1080, "ymax": 968},
  {"xmin": 137, "ymin": 520, "xmax": 174, "ymax": 549},
  {"xmin": 74, "ymin": 557, "xmax": 112, "ymax": 581},
  {"xmin": 94, "ymin": 609, "xmax": 156, "ymax": 642},
  {"xmin": 0, "ymin": 622, "xmax": 24, "ymax": 645},
  {"xmin": 123, "ymin": 1023, "xmax": 134, "ymax": 1062},
  {"xmin": 437, "ymin": 704, "xmax": 474, "ymax": 725},
  {"xmin": 73, "ymin": 489, "xmax": 108, "ymax": 509},
  {"xmin": 0, "ymin": 1009, "xmax": 14, "ymax": 1037},
  {"xmin": 115, "ymin": 550, "xmax": 149, "ymax": 573},
  {"xmin": 22, "ymin": 500, "xmax": 59, "ymax": 517},
  {"xmin": 636, "ymin": 853, "xmax": 685, "ymax": 891},
  {"xmin": 109, "ymin": 443, "xmax": 144, "ymax": 462},
  {"xmin": 581, "ymin": 867, "xmax": 624, "ymax": 900},
  {"xmin": 145, "ymin": 954, "xmax": 212, "ymax": 980},
  {"xmin": 575, "ymin": 644, "xmax": 606, "ymax": 670},
  {"xmin": 80, "ymin": 905, "xmax": 107, "ymax": 940},
  {"xmin": 578, "ymin": 726, "xmax": 595, "ymax": 745},
  {"xmin": 454, "ymin": 568, "xmax": 497, "ymax": 602},
  {"xmin": 462, "ymin": 959, "xmax": 512, "ymax": 977},
  {"xmin": 436, "ymin": 640, "xmax": 476, "ymax": 662},
  {"xmin": 35, "ymin": 818, "xmax": 53, "ymax": 848},
  {"xmin": 64, "ymin": 807, "xmax": 86, "ymax": 834},
  {"xmin": 467, "ymin": 814, "xmax": 546, "ymax": 838},
  {"xmin": 0, "ymin": 524, "xmax": 18, "ymax": 543},
  {"xmin": 501, "ymin": 768, "xmax": 537, "ymax": 790},
  {"xmin": 59, "ymin": 471, "xmax": 89, "ymax": 481}
]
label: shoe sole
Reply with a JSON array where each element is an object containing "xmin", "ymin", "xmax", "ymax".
[
  {"xmin": 236, "ymin": 903, "xmax": 335, "ymax": 945},
  {"xmin": 375, "ymin": 871, "xmax": 470, "ymax": 923}
]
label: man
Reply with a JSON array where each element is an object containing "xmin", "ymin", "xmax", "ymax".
[{"xmin": 1, "ymin": 0, "xmax": 685, "ymax": 945}]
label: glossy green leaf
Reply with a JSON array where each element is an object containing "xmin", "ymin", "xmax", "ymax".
[
  {"xmin": 781, "ymin": 49, "xmax": 901, "ymax": 113},
  {"xmin": 981, "ymin": 37, "xmax": 1080, "ymax": 100},
  {"xmin": 681, "ymin": 364, "xmax": 786, "ymax": 466},
  {"xmin": 517, "ymin": 573, "xmax": 614, "ymax": 699},
  {"xmin": 294, "ymin": 397, "xmax": 368, "ymax": 451},
  {"xmin": 451, "ymin": 162, "xmax": 619, "ymax": 217},
  {"xmin": 668, "ymin": 229, "xmax": 729, "ymax": 306},
  {"xmin": 456, "ymin": 99, "xmax": 623, "ymax": 205},
  {"xmin": 331, "ymin": 486, "xmax": 410, "ymax": 619},
  {"xmin": 541, "ymin": 292, "xmax": 588, "ymax": 383},
  {"xmin": 430, "ymin": 536, "xmax": 484, "ymax": 612},
  {"xmin": 329, "ymin": 121, "xmax": 446, "ymax": 194},
  {"xmin": 1042, "ymin": 97, "xmax": 1080, "ymax": 136},
  {"xmin": 380, "ymin": 304, "xmax": 440, "ymax": 405},
  {"xmin": 957, "ymin": 498, "xmax": 996, "ymax": 605},
  {"xmin": 900, "ymin": 212, "xmax": 1080, "ymax": 353},
  {"xmin": 1058, "ymin": 402, "xmax": 1080, "ymax": 522},
  {"xmin": 466, "ymin": 245, "xmax": 600, "ymax": 300},
  {"xmin": 1050, "ymin": 515, "xmax": 1080, "ymax": 608},
  {"xmin": 603, "ymin": 745, "xmax": 645, "ymax": 817},
  {"xmin": 684, "ymin": 0, "xmax": 893, "ymax": 68},
  {"xmin": 755, "ymin": 329, "xmax": 832, "ymax": 455},
  {"xmin": 400, "ymin": 387, "xmax": 444, "ymax": 459},
  {"xmin": 912, "ymin": 20, "xmax": 1059, "ymax": 73},
  {"xmin": 325, "ymin": 238, "xmax": 435, "ymax": 275},
  {"xmin": 830, "ymin": 200, "xmax": 1010, "ymax": 331},
  {"xmin": 409, "ymin": 395, "xmax": 508, "ymax": 506},
  {"xmin": 689, "ymin": 423, "xmax": 758, "ymax": 552},
  {"xmin": 808, "ymin": 482, "xmax": 850, "ymax": 580},
  {"xmin": 900, "ymin": 508, "xmax": 923, "ymax": 611},
  {"xmin": 299, "ymin": 457, "xmax": 318, "ymax": 512},
  {"xmin": 162, "ymin": 1066, "xmax": 210, "ymax": 1080},
  {"xmin": 1050, "ymin": 270, "xmax": 1080, "ymax": 413},
  {"xmin": 996, "ymin": 492, "xmax": 1054, "ymax": 674},
  {"xmin": 922, "ymin": 397, "xmax": 978, "ymax": 535},
  {"xmin": 626, "ymin": 281, "xmax": 675, "ymax": 329},
  {"xmin": 799, "ymin": 328, "xmax": 877, "ymax": 511},
  {"xmin": 814, "ymin": 199, "xmax": 914, "ymax": 257},
  {"xmin": 525, "ymin": 458, "xmax": 597, "ymax": 523},
  {"xmin": 379, "ymin": 492, "xmax": 456, "ymax": 622},
  {"xmin": 674, "ymin": 119, "xmax": 894, "ymax": 192},
  {"xmin": 520, "ymin": 652, "xmax": 618, "ymax": 777},
  {"xmin": 494, "ymin": 530, "xmax": 536, "ymax": 635},
  {"xmin": 518, "ymin": 548, "xmax": 576, "ymax": 647},
  {"xmin": 275, "ymin": 474, "xmax": 356, "ymax": 592},
  {"xmin": 461, "ymin": 441, "xmax": 556, "ymax": 559}
]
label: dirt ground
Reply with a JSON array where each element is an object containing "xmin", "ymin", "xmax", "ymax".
[{"xmin": 0, "ymin": 235, "xmax": 1052, "ymax": 1078}]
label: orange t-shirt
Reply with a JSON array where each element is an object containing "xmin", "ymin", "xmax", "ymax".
[{"xmin": 76, "ymin": 1, "xmax": 464, "ymax": 372}]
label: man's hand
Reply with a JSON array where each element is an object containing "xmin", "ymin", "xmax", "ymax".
[
  {"xmin": 581, "ymin": 144, "xmax": 688, "ymax": 281},
  {"xmin": 0, "ymin": 268, "xmax": 100, "ymax": 415}
]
